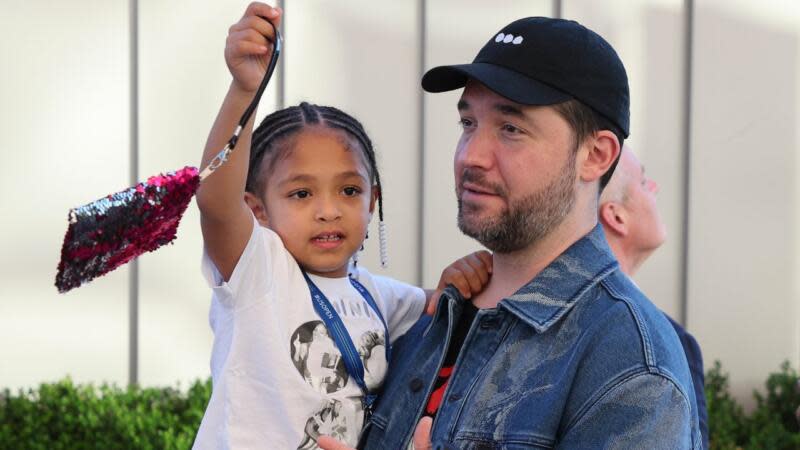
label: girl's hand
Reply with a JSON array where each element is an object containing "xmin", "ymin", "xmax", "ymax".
[
  {"xmin": 317, "ymin": 416, "xmax": 433, "ymax": 450},
  {"xmin": 427, "ymin": 250, "xmax": 493, "ymax": 315},
  {"xmin": 225, "ymin": 2, "xmax": 282, "ymax": 93}
]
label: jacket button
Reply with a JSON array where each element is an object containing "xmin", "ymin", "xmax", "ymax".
[{"xmin": 409, "ymin": 378, "xmax": 424, "ymax": 393}]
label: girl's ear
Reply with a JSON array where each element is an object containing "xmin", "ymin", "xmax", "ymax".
[
  {"xmin": 579, "ymin": 130, "xmax": 620, "ymax": 183},
  {"xmin": 244, "ymin": 192, "xmax": 270, "ymax": 227},
  {"xmin": 369, "ymin": 185, "xmax": 379, "ymax": 214}
]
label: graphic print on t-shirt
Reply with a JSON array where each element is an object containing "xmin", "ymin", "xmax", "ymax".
[
  {"xmin": 296, "ymin": 398, "xmax": 353, "ymax": 450},
  {"xmin": 291, "ymin": 321, "xmax": 349, "ymax": 394},
  {"xmin": 290, "ymin": 309, "xmax": 388, "ymax": 448}
]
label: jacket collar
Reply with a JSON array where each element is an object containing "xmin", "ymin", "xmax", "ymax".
[{"xmin": 499, "ymin": 224, "xmax": 619, "ymax": 333}]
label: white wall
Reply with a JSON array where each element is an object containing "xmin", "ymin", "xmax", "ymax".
[
  {"xmin": 0, "ymin": 1, "xmax": 131, "ymax": 388},
  {"xmin": 688, "ymin": 0, "xmax": 800, "ymax": 409},
  {"xmin": 1, "ymin": 0, "xmax": 798, "ymax": 411}
]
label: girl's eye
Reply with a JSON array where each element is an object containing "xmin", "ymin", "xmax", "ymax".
[
  {"xmin": 291, "ymin": 190, "xmax": 310, "ymax": 199},
  {"xmin": 343, "ymin": 186, "xmax": 361, "ymax": 197}
]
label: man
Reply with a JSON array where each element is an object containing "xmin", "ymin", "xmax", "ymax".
[
  {"xmin": 323, "ymin": 17, "xmax": 701, "ymax": 449},
  {"xmin": 599, "ymin": 146, "xmax": 708, "ymax": 448}
]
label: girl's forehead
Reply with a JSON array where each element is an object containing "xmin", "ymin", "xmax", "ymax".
[{"xmin": 272, "ymin": 128, "xmax": 372, "ymax": 179}]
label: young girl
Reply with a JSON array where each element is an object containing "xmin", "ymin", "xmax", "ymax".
[{"xmin": 193, "ymin": 4, "xmax": 491, "ymax": 449}]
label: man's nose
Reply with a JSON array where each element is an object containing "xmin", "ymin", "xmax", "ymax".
[
  {"xmin": 647, "ymin": 178, "xmax": 659, "ymax": 194},
  {"xmin": 456, "ymin": 128, "xmax": 495, "ymax": 169}
]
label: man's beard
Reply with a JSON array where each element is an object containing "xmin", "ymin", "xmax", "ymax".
[{"xmin": 457, "ymin": 158, "xmax": 576, "ymax": 254}]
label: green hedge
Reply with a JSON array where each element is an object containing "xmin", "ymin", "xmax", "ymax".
[
  {"xmin": 1, "ymin": 362, "xmax": 798, "ymax": 449},
  {"xmin": 0, "ymin": 378, "xmax": 210, "ymax": 450},
  {"xmin": 707, "ymin": 361, "xmax": 800, "ymax": 449}
]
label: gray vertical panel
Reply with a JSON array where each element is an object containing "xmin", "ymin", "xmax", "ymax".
[
  {"xmin": 129, "ymin": 0, "xmax": 140, "ymax": 386},
  {"xmin": 680, "ymin": 0, "xmax": 694, "ymax": 327},
  {"xmin": 421, "ymin": 1, "xmax": 553, "ymax": 288},
  {"xmin": 417, "ymin": 0, "xmax": 427, "ymax": 285},
  {"xmin": 277, "ymin": 0, "xmax": 285, "ymax": 110}
]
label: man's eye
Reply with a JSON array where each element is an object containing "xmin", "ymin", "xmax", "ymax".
[
  {"xmin": 343, "ymin": 186, "xmax": 361, "ymax": 196},
  {"xmin": 291, "ymin": 190, "xmax": 310, "ymax": 199},
  {"xmin": 502, "ymin": 124, "xmax": 522, "ymax": 134},
  {"xmin": 458, "ymin": 118, "xmax": 474, "ymax": 129}
]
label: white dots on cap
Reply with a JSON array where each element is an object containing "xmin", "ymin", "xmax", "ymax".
[{"xmin": 496, "ymin": 33, "xmax": 524, "ymax": 45}]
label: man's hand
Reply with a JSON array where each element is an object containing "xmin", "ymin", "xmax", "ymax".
[
  {"xmin": 427, "ymin": 250, "xmax": 493, "ymax": 315},
  {"xmin": 317, "ymin": 416, "xmax": 433, "ymax": 450}
]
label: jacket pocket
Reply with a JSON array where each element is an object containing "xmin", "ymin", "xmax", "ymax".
[
  {"xmin": 453, "ymin": 431, "xmax": 555, "ymax": 449},
  {"xmin": 357, "ymin": 414, "xmax": 389, "ymax": 449},
  {"xmin": 451, "ymin": 441, "xmax": 554, "ymax": 450}
]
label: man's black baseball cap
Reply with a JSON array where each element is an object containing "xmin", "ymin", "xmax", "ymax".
[{"xmin": 422, "ymin": 17, "xmax": 630, "ymax": 138}]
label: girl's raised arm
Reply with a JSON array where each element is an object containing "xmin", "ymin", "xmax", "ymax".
[{"xmin": 196, "ymin": 2, "xmax": 281, "ymax": 280}]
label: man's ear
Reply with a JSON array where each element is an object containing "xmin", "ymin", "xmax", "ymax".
[
  {"xmin": 580, "ymin": 130, "xmax": 620, "ymax": 183},
  {"xmin": 244, "ymin": 192, "xmax": 270, "ymax": 227},
  {"xmin": 599, "ymin": 201, "xmax": 628, "ymax": 237}
]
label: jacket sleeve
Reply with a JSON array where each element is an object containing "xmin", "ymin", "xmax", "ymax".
[{"xmin": 557, "ymin": 372, "xmax": 700, "ymax": 449}]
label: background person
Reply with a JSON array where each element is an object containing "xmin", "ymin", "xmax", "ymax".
[{"xmin": 599, "ymin": 145, "xmax": 708, "ymax": 448}]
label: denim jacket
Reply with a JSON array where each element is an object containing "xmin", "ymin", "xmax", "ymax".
[{"xmin": 361, "ymin": 225, "xmax": 701, "ymax": 449}]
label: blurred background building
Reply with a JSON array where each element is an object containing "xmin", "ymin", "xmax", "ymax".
[{"xmin": 1, "ymin": 0, "xmax": 798, "ymax": 411}]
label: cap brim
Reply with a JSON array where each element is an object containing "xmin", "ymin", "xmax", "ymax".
[{"xmin": 422, "ymin": 63, "xmax": 572, "ymax": 106}]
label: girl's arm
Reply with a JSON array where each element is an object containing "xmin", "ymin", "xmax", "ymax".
[
  {"xmin": 424, "ymin": 250, "xmax": 493, "ymax": 315},
  {"xmin": 196, "ymin": 3, "xmax": 281, "ymax": 281}
]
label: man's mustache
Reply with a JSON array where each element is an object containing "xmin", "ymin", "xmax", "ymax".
[{"xmin": 459, "ymin": 169, "xmax": 507, "ymax": 197}]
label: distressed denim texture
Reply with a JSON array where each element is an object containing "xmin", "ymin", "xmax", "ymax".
[{"xmin": 360, "ymin": 225, "xmax": 701, "ymax": 449}]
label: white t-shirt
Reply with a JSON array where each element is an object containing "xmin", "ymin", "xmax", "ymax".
[{"xmin": 193, "ymin": 217, "xmax": 426, "ymax": 450}]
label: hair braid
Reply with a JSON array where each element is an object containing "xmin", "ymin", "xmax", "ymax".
[
  {"xmin": 317, "ymin": 109, "xmax": 383, "ymax": 223},
  {"xmin": 299, "ymin": 102, "xmax": 321, "ymax": 124},
  {"xmin": 247, "ymin": 107, "xmax": 305, "ymax": 194}
]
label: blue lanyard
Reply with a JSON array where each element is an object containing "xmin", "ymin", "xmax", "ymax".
[{"xmin": 303, "ymin": 272, "xmax": 391, "ymax": 411}]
